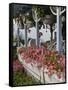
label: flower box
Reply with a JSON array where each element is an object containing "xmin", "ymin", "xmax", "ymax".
[{"xmin": 17, "ymin": 47, "xmax": 65, "ymax": 84}]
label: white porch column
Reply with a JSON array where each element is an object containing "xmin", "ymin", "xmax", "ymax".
[
  {"xmin": 24, "ymin": 24, "xmax": 27, "ymax": 47},
  {"xmin": 17, "ymin": 22, "xmax": 20, "ymax": 47},
  {"xmin": 17, "ymin": 27, "xmax": 20, "ymax": 47},
  {"xmin": 35, "ymin": 12, "xmax": 39, "ymax": 48},
  {"xmin": 56, "ymin": 7, "xmax": 63, "ymax": 53}
]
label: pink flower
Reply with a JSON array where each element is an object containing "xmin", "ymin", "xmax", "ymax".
[
  {"xmin": 48, "ymin": 65, "xmax": 54, "ymax": 70},
  {"xmin": 18, "ymin": 48, "xmax": 25, "ymax": 54},
  {"xmin": 25, "ymin": 58, "xmax": 32, "ymax": 64},
  {"xmin": 57, "ymin": 74, "xmax": 61, "ymax": 79},
  {"xmin": 47, "ymin": 61, "xmax": 51, "ymax": 65},
  {"xmin": 32, "ymin": 60, "xmax": 37, "ymax": 64},
  {"xmin": 13, "ymin": 59, "xmax": 23, "ymax": 71},
  {"xmin": 57, "ymin": 60, "xmax": 60, "ymax": 64},
  {"xmin": 18, "ymin": 47, "xmax": 65, "ymax": 75},
  {"xmin": 47, "ymin": 51, "xmax": 51, "ymax": 56},
  {"xmin": 60, "ymin": 57, "xmax": 63, "ymax": 61},
  {"xmin": 47, "ymin": 71, "xmax": 52, "ymax": 76},
  {"xmin": 36, "ymin": 54, "xmax": 44, "ymax": 63},
  {"xmin": 58, "ymin": 69, "xmax": 61, "ymax": 72}
]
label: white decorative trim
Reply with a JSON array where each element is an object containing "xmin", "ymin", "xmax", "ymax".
[
  {"xmin": 60, "ymin": 8, "xmax": 66, "ymax": 15},
  {"xmin": 50, "ymin": 7, "xmax": 57, "ymax": 15},
  {"xmin": 50, "ymin": 7, "xmax": 66, "ymax": 16}
]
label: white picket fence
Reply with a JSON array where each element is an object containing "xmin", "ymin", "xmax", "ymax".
[{"xmin": 17, "ymin": 47, "xmax": 65, "ymax": 84}]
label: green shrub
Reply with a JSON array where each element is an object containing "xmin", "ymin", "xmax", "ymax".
[
  {"xmin": 13, "ymin": 47, "xmax": 18, "ymax": 61},
  {"xmin": 13, "ymin": 71, "xmax": 40, "ymax": 86}
]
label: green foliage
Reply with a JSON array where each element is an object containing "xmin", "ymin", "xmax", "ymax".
[
  {"xmin": 32, "ymin": 5, "xmax": 45, "ymax": 18},
  {"xmin": 13, "ymin": 71, "xmax": 40, "ymax": 86},
  {"xmin": 13, "ymin": 47, "xmax": 18, "ymax": 60}
]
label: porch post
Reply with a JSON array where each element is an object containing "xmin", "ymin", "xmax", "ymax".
[
  {"xmin": 17, "ymin": 23, "xmax": 20, "ymax": 47},
  {"xmin": 35, "ymin": 11, "xmax": 39, "ymax": 48},
  {"xmin": 24, "ymin": 23, "xmax": 27, "ymax": 47},
  {"xmin": 56, "ymin": 7, "xmax": 63, "ymax": 53}
]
